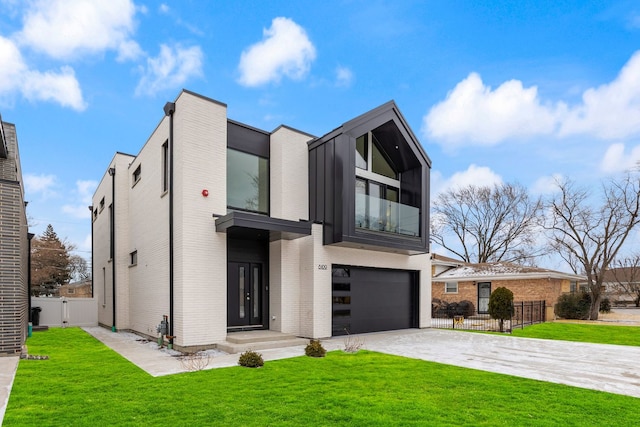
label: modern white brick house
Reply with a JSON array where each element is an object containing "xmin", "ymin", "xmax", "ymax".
[{"xmin": 92, "ymin": 90, "xmax": 432, "ymax": 350}]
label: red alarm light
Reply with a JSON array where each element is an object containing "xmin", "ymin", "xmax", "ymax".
[{"xmin": 202, "ymin": 189, "xmax": 209, "ymax": 197}]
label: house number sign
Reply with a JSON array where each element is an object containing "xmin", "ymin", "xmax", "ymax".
[{"xmin": 318, "ymin": 264, "xmax": 328, "ymax": 270}]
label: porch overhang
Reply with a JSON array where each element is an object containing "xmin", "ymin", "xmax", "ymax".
[{"xmin": 215, "ymin": 211, "xmax": 312, "ymax": 241}]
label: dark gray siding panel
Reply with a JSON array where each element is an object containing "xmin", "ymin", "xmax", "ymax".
[{"xmin": 227, "ymin": 121, "xmax": 269, "ymax": 158}]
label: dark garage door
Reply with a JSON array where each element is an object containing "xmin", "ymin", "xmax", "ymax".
[{"xmin": 332, "ymin": 265, "xmax": 417, "ymax": 336}]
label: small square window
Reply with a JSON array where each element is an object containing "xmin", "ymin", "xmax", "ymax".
[
  {"xmin": 132, "ymin": 165, "xmax": 141, "ymax": 186},
  {"xmin": 130, "ymin": 250, "xmax": 137, "ymax": 266},
  {"xmin": 445, "ymin": 282, "xmax": 458, "ymax": 293},
  {"xmin": 99, "ymin": 197, "xmax": 105, "ymax": 212}
]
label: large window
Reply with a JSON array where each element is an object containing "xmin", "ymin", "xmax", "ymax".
[
  {"xmin": 354, "ymin": 130, "xmax": 419, "ymax": 236},
  {"xmin": 227, "ymin": 148, "xmax": 269, "ymax": 214}
]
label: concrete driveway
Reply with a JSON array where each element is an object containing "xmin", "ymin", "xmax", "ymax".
[
  {"xmin": 86, "ymin": 326, "xmax": 640, "ymax": 398},
  {"xmin": 338, "ymin": 328, "xmax": 640, "ymax": 398}
]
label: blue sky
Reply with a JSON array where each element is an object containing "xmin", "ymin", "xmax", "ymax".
[{"xmin": 1, "ymin": 1, "xmax": 640, "ymax": 269}]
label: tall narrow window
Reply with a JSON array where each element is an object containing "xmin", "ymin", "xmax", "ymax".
[
  {"xmin": 132, "ymin": 165, "xmax": 141, "ymax": 186},
  {"xmin": 102, "ymin": 267, "xmax": 106, "ymax": 306},
  {"xmin": 239, "ymin": 266, "xmax": 245, "ymax": 319},
  {"xmin": 356, "ymin": 134, "xmax": 368, "ymax": 170},
  {"xmin": 227, "ymin": 148, "xmax": 269, "ymax": 213},
  {"xmin": 162, "ymin": 141, "xmax": 169, "ymax": 193},
  {"xmin": 109, "ymin": 204, "xmax": 114, "ymax": 259}
]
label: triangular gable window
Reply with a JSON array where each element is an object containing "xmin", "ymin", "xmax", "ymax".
[{"xmin": 371, "ymin": 135, "xmax": 398, "ymax": 179}]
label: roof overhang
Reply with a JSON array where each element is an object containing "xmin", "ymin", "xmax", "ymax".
[
  {"xmin": 215, "ymin": 211, "xmax": 312, "ymax": 241},
  {"xmin": 434, "ymin": 272, "xmax": 587, "ymax": 282}
]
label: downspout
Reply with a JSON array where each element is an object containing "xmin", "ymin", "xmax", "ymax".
[
  {"xmin": 27, "ymin": 232, "xmax": 34, "ymax": 321},
  {"xmin": 164, "ymin": 102, "xmax": 176, "ymax": 347},
  {"xmin": 108, "ymin": 167, "xmax": 116, "ymax": 332},
  {"xmin": 88, "ymin": 205, "xmax": 94, "ymax": 298}
]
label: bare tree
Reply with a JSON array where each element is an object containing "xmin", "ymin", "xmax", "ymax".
[
  {"xmin": 431, "ymin": 183, "xmax": 544, "ymax": 264},
  {"xmin": 544, "ymin": 175, "xmax": 640, "ymax": 319},
  {"xmin": 607, "ymin": 256, "xmax": 640, "ymax": 307},
  {"xmin": 69, "ymin": 254, "xmax": 91, "ymax": 282}
]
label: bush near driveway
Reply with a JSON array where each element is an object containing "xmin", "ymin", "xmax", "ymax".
[{"xmin": 5, "ymin": 328, "xmax": 640, "ymax": 426}]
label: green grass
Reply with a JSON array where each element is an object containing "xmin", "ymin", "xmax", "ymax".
[
  {"xmin": 6, "ymin": 328, "xmax": 640, "ymax": 426},
  {"xmin": 512, "ymin": 322, "xmax": 640, "ymax": 346}
]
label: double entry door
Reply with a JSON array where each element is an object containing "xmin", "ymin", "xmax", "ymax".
[{"xmin": 227, "ymin": 262, "xmax": 264, "ymax": 328}]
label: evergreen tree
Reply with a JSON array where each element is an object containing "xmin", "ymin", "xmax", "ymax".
[{"xmin": 31, "ymin": 224, "xmax": 72, "ymax": 296}]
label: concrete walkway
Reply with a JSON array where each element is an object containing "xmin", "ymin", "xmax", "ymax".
[
  {"xmin": 0, "ymin": 356, "xmax": 19, "ymax": 426},
  {"xmin": 84, "ymin": 327, "xmax": 640, "ymax": 398},
  {"xmin": 3, "ymin": 327, "xmax": 640, "ymax": 425}
]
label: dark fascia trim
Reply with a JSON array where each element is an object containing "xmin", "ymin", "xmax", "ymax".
[
  {"xmin": 215, "ymin": 211, "xmax": 312, "ymax": 240},
  {"xmin": 271, "ymin": 124, "xmax": 317, "ymax": 139},
  {"xmin": 308, "ymin": 100, "xmax": 432, "ymax": 167},
  {"xmin": 180, "ymin": 89, "xmax": 227, "ymax": 108},
  {"xmin": 0, "ymin": 118, "xmax": 7, "ymax": 159},
  {"xmin": 228, "ymin": 118, "xmax": 270, "ymax": 136}
]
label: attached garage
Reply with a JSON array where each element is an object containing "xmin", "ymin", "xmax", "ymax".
[{"xmin": 332, "ymin": 265, "xmax": 418, "ymax": 336}]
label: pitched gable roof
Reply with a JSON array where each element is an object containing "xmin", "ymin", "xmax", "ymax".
[{"xmin": 434, "ymin": 260, "xmax": 585, "ymax": 282}]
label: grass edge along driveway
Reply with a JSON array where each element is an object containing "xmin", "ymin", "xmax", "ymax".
[
  {"xmin": 511, "ymin": 322, "xmax": 640, "ymax": 346},
  {"xmin": 6, "ymin": 328, "xmax": 640, "ymax": 426}
]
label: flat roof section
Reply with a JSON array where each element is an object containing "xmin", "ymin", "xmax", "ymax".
[{"xmin": 215, "ymin": 211, "xmax": 312, "ymax": 241}]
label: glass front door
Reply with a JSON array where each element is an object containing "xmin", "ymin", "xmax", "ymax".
[
  {"xmin": 478, "ymin": 282, "xmax": 491, "ymax": 314},
  {"xmin": 227, "ymin": 262, "xmax": 262, "ymax": 327}
]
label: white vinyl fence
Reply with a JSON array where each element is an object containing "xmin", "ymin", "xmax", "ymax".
[{"xmin": 31, "ymin": 297, "xmax": 98, "ymax": 327}]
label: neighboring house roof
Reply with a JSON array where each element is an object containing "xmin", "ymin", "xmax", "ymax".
[
  {"xmin": 601, "ymin": 267, "xmax": 640, "ymax": 284},
  {"xmin": 434, "ymin": 260, "xmax": 585, "ymax": 282},
  {"xmin": 431, "ymin": 253, "xmax": 464, "ymax": 266}
]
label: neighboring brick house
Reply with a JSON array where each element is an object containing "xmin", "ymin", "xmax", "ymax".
[
  {"xmin": 0, "ymin": 116, "xmax": 31, "ymax": 355},
  {"xmin": 432, "ymin": 255, "xmax": 585, "ymax": 319},
  {"xmin": 92, "ymin": 90, "xmax": 432, "ymax": 351},
  {"xmin": 59, "ymin": 279, "xmax": 93, "ymax": 298},
  {"xmin": 601, "ymin": 268, "xmax": 640, "ymax": 306}
]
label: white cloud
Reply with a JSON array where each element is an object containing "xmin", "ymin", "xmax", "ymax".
[
  {"xmin": 159, "ymin": 4, "xmax": 170, "ymax": 14},
  {"xmin": 62, "ymin": 179, "xmax": 97, "ymax": 219},
  {"xmin": 424, "ymin": 50, "xmax": 640, "ymax": 147},
  {"xmin": 0, "ymin": 36, "xmax": 86, "ymax": 110},
  {"xmin": 600, "ymin": 143, "xmax": 640, "ymax": 173},
  {"xmin": 237, "ymin": 17, "xmax": 316, "ymax": 87},
  {"xmin": 424, "ymin": 72, "xmax": 559, "ymax": 147},
  {"xmin": 531, "ymin": 173, "xmax": 564, "ymax": 195},
  {"xmin": 135, "ymin": 44, "xmax": 203, "ymax": 96},
  {"xmin": 335, "ymin": 66, "xmax": 354, "ymax": 87},
  {"xmin": 431, "ymin": 164, "xmax": 503, "ymax": 196},
  {"xmin": 22, "ymin": 66, "xmax": 86, "ymax": 110},
  {"xmin": 559, "ymin": 51, "xmax": 640, "ymax": 139},
  {"xmin": 17, "ymin": 0, "xmax": 141, "ymax": 61},
  {"xmin": 24, "ymin": 173, "xmax": 58, "ymax": 198}
]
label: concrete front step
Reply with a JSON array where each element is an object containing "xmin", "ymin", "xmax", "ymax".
[
  {"xmin": 219, "ymin": 331, "xmax": 309, "ymax": 354},
  {"xmin": 226, "ymin": 330, "xmax": 298, "ymax": 344},
  {"xmin": 218, "ymin": 338, "xmax": 308, "ymax": 354}
]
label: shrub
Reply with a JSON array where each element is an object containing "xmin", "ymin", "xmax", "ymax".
[
  {"xmin": 554, "ymin": 292, "xmax": 591, "ymax": 320},
  {"xmin": 457, "ymin": 300, "xmax": 475, "ymax": 317},
  {"xmin": 238, "ymin": 350, "xmax": 264, "ymax": 368},
  {"xmin": 305, "ymin": 339, "xmax": 327, "ymax": 358},
  {"xmin": 599, "ymin": 297, "xmax": 611, "ymax": 313},
  {"xmin": 488, "ymin": 287, "xmax": 514, "ymax": 332}
]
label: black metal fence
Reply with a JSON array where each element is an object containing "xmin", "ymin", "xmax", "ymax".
[{"xmin": 431, "ymin": 300, "xmax": 546, "ymax": 333}]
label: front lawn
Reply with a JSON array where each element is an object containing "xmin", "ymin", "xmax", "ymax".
[
  {"xmin": 6, "ymin": 328, "xmax": 640, "ymax": 426},
  {"xmin": 512, "ymin": 322, "xmax": 640, "ymax": 346}
]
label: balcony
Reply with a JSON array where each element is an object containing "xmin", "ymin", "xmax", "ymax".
[{"xmin": 355, "ymin": 193, "xmax": 420, "ymax": 237}]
